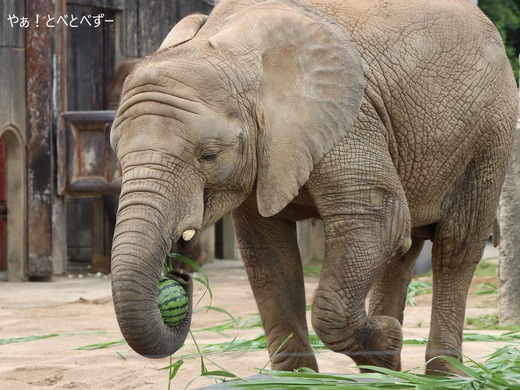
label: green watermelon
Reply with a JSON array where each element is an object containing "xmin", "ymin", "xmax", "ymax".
[{"xmin": 157, "ymin": 276, "xmax": 188, "ymax": 327}]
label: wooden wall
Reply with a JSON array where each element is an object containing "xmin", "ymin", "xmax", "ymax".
[
  {"xmin": 65, "ymin": 0, "xmax": 215, "ymax": 266},
  {"xmin": 0, "ymin": 0, "xmax": 220, "ymax": 278},
  {"xmin": 123, "ymin": 0, "xmax": 214, "ymax": 60},
  {"xmin": 1, "ymin": 0, "xmax": 325, "ymax": 278}
]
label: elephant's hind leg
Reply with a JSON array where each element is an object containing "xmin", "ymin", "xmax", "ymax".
[
  {"xmin": 367, "ymin": 235, "xmax": 425, "ymax": 370},
  {"xmin": 426, "ymin": 155, "xmax": 505, "ymax": 375},
  {"xmin": 426, "ymin": 233, "xmax": 485, "ymax": 375},
  {"xmin": 368, "ymin": 235, "xmax": 425, "ymax": 324}
]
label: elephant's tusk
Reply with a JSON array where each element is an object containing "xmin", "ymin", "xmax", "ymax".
[{"xmin": 182, "ymin": 229, "xmax": 196, "ymax": 241}]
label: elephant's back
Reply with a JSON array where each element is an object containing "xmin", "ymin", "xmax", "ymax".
[{"xmin": 317, "ymin": 0, "xmax": 517, "ymax": 228}]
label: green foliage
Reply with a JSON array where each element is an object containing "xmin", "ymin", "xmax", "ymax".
[
  {"xmin": 303, "ymin": 256, "xmax": 323, "ymax": 277},
  {"xmin": 74, "ymin": 339, "xmax": 126, "ymax": 350},
  {"xmin": 0, "ymin": 333, "xmax": 60, "ymax": 345},
  {"xmin": 463, "ymin": 329, "xmax": 520, "ymax": 342},
  {"xmin": 404, "ymin": 329, "xmax": 520, "ymax": 345},
  {"xmin": 466, "ymin": 313, "xmax": 499, "ymax": 329},
  {"xmin": 476, "ymin": 282, "xmax": 499, "ymax": 295},
  {"xmin": 0, "ymin": 331, "xmax": 106, "ymax": 346},
  {"xmin": 213, "ymin": 347, "xmax": 520, "ymax": 389},
  {"xmin": 463, "ymin": 314, "xmax": 520, "ymax": 331},
  {"xmin": 474, "ymin": 259, "xmax": 498, "ymax": 277},
  {"xmin": 479, "ymin": 0, "xmax": 520, "ymax": 83},
  {"xmin": 406, "ymin": 280, "xmax": 432, "ymax": 307}
]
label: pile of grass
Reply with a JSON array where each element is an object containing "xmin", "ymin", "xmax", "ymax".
[{"xmin": 214, "ymin": 347, "xmax": 520, "ymax": 389}]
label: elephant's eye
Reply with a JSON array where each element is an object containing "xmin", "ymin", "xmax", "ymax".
[{"xmin": 200, "ymin": 153, "xmax": 218, "ymax": 163}]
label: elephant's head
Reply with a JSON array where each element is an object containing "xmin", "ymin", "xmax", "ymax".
[{"xmin": 110, "ymin": 0, "xmax": 365, "ymax": 358}]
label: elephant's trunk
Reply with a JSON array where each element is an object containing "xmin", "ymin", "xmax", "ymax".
[{"xmin": 110, "ymin": 156, "xmax": 202, "ymax": 358}]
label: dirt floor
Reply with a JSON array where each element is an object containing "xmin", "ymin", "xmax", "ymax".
[{"xmin": 0, "ymin": 246, "xmax": 511, "ymax": 389}]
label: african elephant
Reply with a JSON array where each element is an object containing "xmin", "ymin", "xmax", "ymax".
[
  {"xmin": 105, "ymin": 57, "xmax": 209, "ymax": 271},
  {"xmin": 109, "ymin": 0, "xmax": 518, "ymax": 375}
]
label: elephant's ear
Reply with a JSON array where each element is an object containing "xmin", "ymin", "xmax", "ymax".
[
  {"xmin": 158, "ymin": 14, "xmax": 208, "ymax": 51},
  {"xmin": 209, "ymin": 1, "xmax": 366, "ymax": 217}
]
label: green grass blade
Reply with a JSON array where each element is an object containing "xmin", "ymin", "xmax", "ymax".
[
  {"xmin": 476, "ymin": 282, "xmax": 498, "ymax": 295},
  {"xmin": 357, "ymin": 365, "xmax": 457, "ymax": 387},
  {"xmin": 195, "ymin": 314, "xmax": 263, "ymax": 333},
  {"xmin": 75, "ymin": 338, "xmax": 126, "ymax": 350},
  {"xmin": 405, "ymin": 331, "xmax": 520, "ymax": 345},
  {"xmin": 464, "ymin": 332, "xmax": 520, "ymax": 342},
  {"xmin": 403, "ymin": 338, "xmax": 428, "ymax": 345},
  {"xmin": 228, "ymin": 369, "xmax": 417, "ymax": 389},
  {"xmin": 168, "ymin": 358, "xmax": 184, "ymax": 380},
  {"xmin": 201, "ymin": 370, "xmax": 239, "ymax": 379},
  {"xmin": 0, "ymin": 333, "xmax": 60, "ymax": 345},
  {"xmin": 406, "ymin": 281, "xmax": 432, "ymax": 307}
]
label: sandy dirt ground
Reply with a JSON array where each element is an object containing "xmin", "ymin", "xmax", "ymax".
[{"xmin": 0, "ymin": 248, "xmax": 510, "ymax": 389}]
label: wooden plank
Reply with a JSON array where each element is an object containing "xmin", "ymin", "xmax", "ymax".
[
  {"xmin": 67, "ymin": 0, "xmax": 124, "ymax": 9},
  {"xmin": 138, "ymin": 0, "xmax": 163, "ymax": 55},
  {"xmin": 67, "ymin": 4, "xmax": 109, "ymax": 110},
  {"xmin": 92, "ymin": 197, "xmax": 110, "ymax": 273},
  {"xmin": 52, "ymin": 0, "xmax": 68, "ymax": 276},
  {"xmin": 123, "ymin": 0, "xmax": 214, "ymax": 59},
  {"xmin": 177, "ymin": 0, "xmax": 213, "ymax": 18},
  {"xmin": 161, "ymin": 0, "xmax": 178, "ymax": 41},
  {"xmin": 0, "ymin": 48, "xmax": 26, "ymax": 132},
  {"xmin": 103, "ymin": 9, "xmax": 117, "ymax": 105},
  {"xmin": 66, "ymin": 198, "xmax": 93, "ymax": 262},
  {"xmin": 26, "ymin": 0, "xmax": 54, "ymax": 277},
  {"xmin": 124, "ymin": 0, "xmax": 139, "ymax": 57},
  {"xmin": 0, "ymin": 0, "xmax": 24, "ymax": 47}
]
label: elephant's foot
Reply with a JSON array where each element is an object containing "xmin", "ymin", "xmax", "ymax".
[
  {"xmin": 314, "ymin": 312, "xmax": 403, "ymax": 372},
  {"xmin": 271, "ymin": 351, "xmax": 319, "ymax": 372},
  {"xmin": 269, "ymin": 335, "xmax": 319, "ymax": 372},
  {"xmin": 425, "ymin": 352, "xmax": 465, "ymax": 376},
  {"xmin": 347, "ymin": 316, "xmax": 403, "ymax": 371}
]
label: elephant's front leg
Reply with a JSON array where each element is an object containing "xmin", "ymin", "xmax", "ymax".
[
  {"xmin": 308, "ymin": 146, "xmax": 412, "ymax": 371},
  {"xmin": 232, "ymin": 198, "xmax": 318, "ymax": 372},
  {"xmin": 312, "ymin": 221, "xmax": 408, "ymax": 370}
]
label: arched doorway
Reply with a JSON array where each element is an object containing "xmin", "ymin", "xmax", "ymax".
[{"xmin": 0, "ymin": 126, "xmax": 27, "ymax": 281}]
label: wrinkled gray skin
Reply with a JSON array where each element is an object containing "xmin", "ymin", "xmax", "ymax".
[
  {"xmin": 110, "ymin": 0, "xmax": 518, "ymax": 375},
  {"xmin": 105, "ymin": 59, "xmax": 209, "ymax": 271}
]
